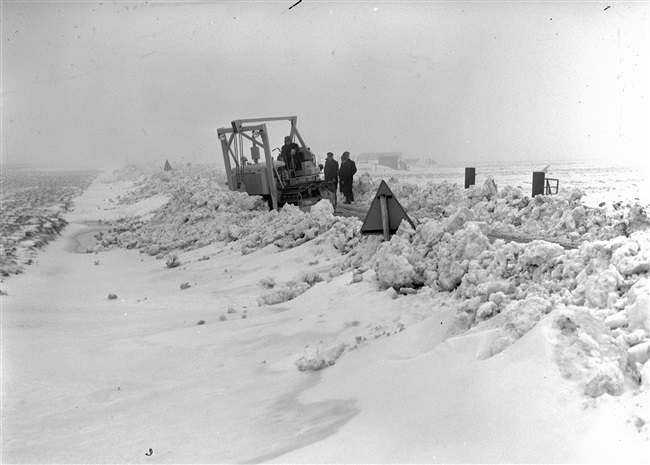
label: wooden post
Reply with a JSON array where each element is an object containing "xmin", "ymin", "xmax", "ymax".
[
  {"xmin": 532, "ymin": 171, "xmax": 545, "ymax": 197},
  {"xmin": 465, "ymin": 167, "xmax": 476, "ymax": 188},
  {"xmin": 380, "ymin": 195, "xmax": 390, "ymax": 241}
]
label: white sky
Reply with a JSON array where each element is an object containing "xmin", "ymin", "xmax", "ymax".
[{"xmin": 1, "ymin": 1, "xmax": 648, "ymax": 169}]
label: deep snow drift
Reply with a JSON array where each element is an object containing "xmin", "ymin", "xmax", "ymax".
[
  {"xmin": 2, "ymin": 163, "xmax": 648, "ymax": 463},
  {"xmin": 101, "ymin": 164, "xmax": 650, "ymax": 395}
]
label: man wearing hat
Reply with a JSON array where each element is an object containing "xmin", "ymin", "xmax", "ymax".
[
  {"xmin": 279, "ymin": 136, "xmax": 299, "ymax": 172},
  {"xmin": 324, "ymin": 152, "xmax": 339, "ymax": 206},
  {"xmin": 338, "ymin": 151, "xmax": 357, "ymax": 204}
]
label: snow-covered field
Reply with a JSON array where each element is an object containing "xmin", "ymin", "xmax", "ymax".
[
  {"xmin": 1, "ymin": 162, "xmax": 649, "ymax": 463},
  {"xmin": 357, "ymin": 160, "xmax": 650, "ymax": 209},
  {"xmin": 0, "ymin": 168, "xmax": 99, "ymax": 276}
]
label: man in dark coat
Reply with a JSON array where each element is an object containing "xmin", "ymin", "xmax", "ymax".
[
  {"xmin": 324, "ymin": 152, "xmax": 339, "ymax": 192},
  {"xmin": 323, "ymin": 152, "xmax": 339, "ymax": 207},
  {"xmin": 338, "ymin": 151, "xmax": 357, "ymax": 204},
  {"xmin": 279, "ymin": 136, "xmax": 300, "ymax": 171}
]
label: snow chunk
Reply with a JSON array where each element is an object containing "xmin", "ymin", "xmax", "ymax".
[
  {"xmin": 444, "ymin": 207, "xmax": 474, "ymax": 234},
  {"xmin": 476, "ymin": 301, "xmax": 498, "ymax": 322},
  {"xmin": 611, "ymin": 236, "xmax": 650, "ymax": 276},
  {"xmin": 627, "ymin": 342, "xmax": 650, "ymax": 369},
  {"xmin": 583, "ymin": 361, "xmax": 628, "ymax": 398},
  {"xmin": 430, "ymin": 222, "xmax": 490, "ymax": 291},
  {"xmin": 476, "ymin": 281, "xmax": 515, "ymax": 300},
  {"xmin": 518, "ymin": 240, "xmax": 564, "ymax": 268},
  {"xmin": 455, "ymin": 222, "xmax": 491, "ymax": 262},
  {"xmin": 467, "ymin": 177, "xmax": 498, "ymax": 202},
  {"xmin": 584, "ymin": 266, "xmax": 623, "ymax": 309},
  {"xmin": 419, "ymin": 220, "xmax": 444, "ymax": 246},
  {"xmin": 310, "ymin": 198, "xmax": 335, "ymax": 217},
  {"xmin": 295, "ymin": 343, "xmax": 347, "ymax": 371},
  {"xmin": 604, "ymin": 311, "xmax": 628, "ymax": 330},
  {"xmin": 485, "ymin": 296, "xmax": 553, "ymax": 357},
  {"xmin": 640, "ymin": 359, "xmax": 650, "ymax": 391},
  {"xmin": 550, "ymin": 306, "xmax": 630, "ymax": 397},
  {"xmin": 373, "ymin": 235, "xmax": 417, "ymax": 289},
  {"xmin": 625, "ymin": 287, "xmax": 649, "ymax": 333},
  {"xmin": 257, "ymin": 281, "xmax": 311, "ymax": 306}
]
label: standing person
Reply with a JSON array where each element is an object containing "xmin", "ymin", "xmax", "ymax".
[
  {"xmin": 323, "ymin": 152, "xmax": 339, "ymax": 206},
  {"xmin": 291, "ymin": 148, "xmax": 303, "ymax": 171},
  {"xmin": 280, "ymin": 136, "xmax": 299, "ymax": 171},
  {"xmin": 338, "ymin": 151, "xmax": 357, "ymax": 204}
]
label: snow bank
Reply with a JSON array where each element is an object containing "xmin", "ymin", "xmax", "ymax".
[
  {"xmin": 367, "ymin": 214, "xmax": 649, "ymax": 396},
  {"xmin": 351, "ymin": 177, "xmax": 648, "ymax": 397},
  {"xmin": 93, "ymin": 165, "xmax": 363, "ymax": 258},
  {"xmin": 353, "ymin": 176, "xmax": 650, "ymax": 245},
  {"xmin": 103, "ymin": 165, "xmax": 649, "ymax": 397}
]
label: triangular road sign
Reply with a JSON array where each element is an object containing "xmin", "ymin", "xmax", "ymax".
[{"xmin": 360, "ymin": 180, "xmax": 414, "ymax": 237}]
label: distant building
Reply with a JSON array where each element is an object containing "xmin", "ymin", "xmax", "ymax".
[{"xmin": 357, "ymin": 152, "xmax": 403, "ymax": 170}]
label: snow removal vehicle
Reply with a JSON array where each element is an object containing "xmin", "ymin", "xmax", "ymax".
[{"xmin": 217, "ymin": 116, "xmax": 333, "ymax": 210}]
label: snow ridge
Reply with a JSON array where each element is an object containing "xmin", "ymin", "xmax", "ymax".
[{"xmin": 102, "ymin": 165, "xmax": 649, "ymax": 399}]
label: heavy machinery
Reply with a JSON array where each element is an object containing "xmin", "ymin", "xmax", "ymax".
[{"xmin": 217, "ymin": 116, "xmax": 334, "ymax": 210}]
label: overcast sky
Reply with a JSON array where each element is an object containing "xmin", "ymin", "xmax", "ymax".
[{"xmin": 1, "ymin": 1, "xmax": 648, "ymax": 170}]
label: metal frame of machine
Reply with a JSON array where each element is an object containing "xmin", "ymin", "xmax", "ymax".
[{"xmin": 217, "ymin": 116, "xmax": 330, "ymax": 210}]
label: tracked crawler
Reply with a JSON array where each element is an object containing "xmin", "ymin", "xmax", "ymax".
[{"xmin": 217, "ymin": 116, "xmax": 334, "ymax": 210}]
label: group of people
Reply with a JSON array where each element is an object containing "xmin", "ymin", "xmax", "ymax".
[
  {"xmin": 279, "ymin": 136, "xmax": 357, "ymax": 204},
  {"xmin": 324, "ymin": 150, "xmax": 357, "ymax": 205}
]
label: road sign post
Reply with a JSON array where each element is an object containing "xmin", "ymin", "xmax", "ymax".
[{"xmin": 361, "ymin": 180, "xmax": 414, "ymax": 240}]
